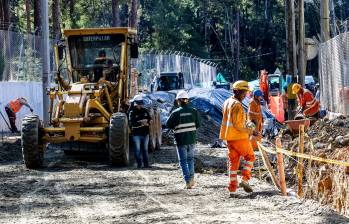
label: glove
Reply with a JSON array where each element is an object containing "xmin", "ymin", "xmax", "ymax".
[
  {"xmin": 252, "ymin": 130, "xmax": 260, "ymax": 136},
  {"xmin": 30, "ymin": 109, "xmax": 34, "ymax": 112}
]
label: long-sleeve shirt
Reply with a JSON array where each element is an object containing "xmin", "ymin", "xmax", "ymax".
[
  {"xmin": 128, "ymin": 107, "xmax": 151, "ymax": 136},
  {"xmin": 166, "ymin": 104, "xmax": 201, "ymax": 146},
  {"xmin": 220, "ymin": 97, "xmax": 252, "ymax": 141}
]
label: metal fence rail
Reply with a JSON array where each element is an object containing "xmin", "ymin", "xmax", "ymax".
[{"xmin": 319, "ymin": 32, "xmax": 349, "ymax": 115}]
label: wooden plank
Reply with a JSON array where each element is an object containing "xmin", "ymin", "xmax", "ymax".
[
  {"xmin": 258, "ymin": 144, "xmax": 281, "ymax": 190},
  {"xmin": 276, "ymin": 137, "xmax": 287, "ymax": 196},
  {"xmin": 297, "ymin": 125, "xmax": 305, "ymax": 198}
]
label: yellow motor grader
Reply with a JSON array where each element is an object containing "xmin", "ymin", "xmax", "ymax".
[{"xmin": 21, "ymin": 27, "xmax": 162, "ymax": 168}]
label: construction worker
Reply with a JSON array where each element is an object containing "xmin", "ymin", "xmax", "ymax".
[
  {"xmin": 5, "ymin": 97, "xmax": 33, "ymax": 133},
  {"xmin": 248, "ymin": 89, "xmax": 263, "ymax": 150},
  {"xmin": 292, "ymin": 83, "xmax": 320, "ymax": 118},
  {"xmin": 166, "ymin": 90, "xmax": 201, "ymax": 189},
  {"xmin": 259, "ymin": 69, "xmax": 269, "ymax": 105},
  {"xmin": 93, "ymin": 50, "xmax": 107, "ymax": 82},
  {"xmin": 220, "ymin": 80, "xmax": 258, "ymax": 195},
  {"xmin": 129, "ymin": 95, "xmax": 152, "ymax": 168}
]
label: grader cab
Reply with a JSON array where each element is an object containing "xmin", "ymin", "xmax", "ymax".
[{"xmin": 21, "ymin": 27, "xmax": 162, "ymax": 168}]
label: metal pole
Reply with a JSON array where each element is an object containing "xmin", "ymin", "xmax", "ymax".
[
  {"xmin": 41, "ymin": 0, "xmax": 50, "ymax": 125},
  {"xmin": 298, "ymin": 0, "xmax": 305, "ymax": 86},
  {"xmin": 286, "ymin": 0, "xmax": 297, "ymax": 120},
  {"xmin": 320, "ymin": 0, "xmax": 330, "ymax": 42}
]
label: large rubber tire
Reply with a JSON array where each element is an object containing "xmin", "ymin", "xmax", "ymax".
[
  {"xmin": 21, "ymin": 115, "xmax": 44, "ymax": 168},
  {"xmin": 109, "ymin": 113, "xmax": 129, "ymax": 166}
]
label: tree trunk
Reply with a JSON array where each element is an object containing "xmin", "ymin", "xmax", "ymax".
[
  {"xmin": 129, "ymin": 0, "xmax": 138, "ymax": 28},
  {"xmin": 25, "ymin": 0, "xmax": 31, "ymax": 33},
  {"xmin": 52, "ymin": 0, "xmax": 61, "ymax": 41},
  {"xmin": 112, "ymin": 0, "xmax": 120, "ymax": 27},
  {"xmin": 34, "ymin": 0, "xmax": 41, "ymax": 35},
  {"xmin": 0, "ymin": 0, "xmax": 10, "ymax": 30},
  {"xmin": 69, "ymin": 0, "xmax": 76, "ymax": 28}
]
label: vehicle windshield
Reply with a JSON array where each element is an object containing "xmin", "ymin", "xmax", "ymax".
[
  {"xmin": 68, "ymin": 34, "xmax": 125, "ymax": 70},
  {"xmin": 157, "ymin": 76, "xmax": 179, "ymax": 91},
  {"xmin": 269, "ymin": 76, "xmax": 280, "ymax": 91}
]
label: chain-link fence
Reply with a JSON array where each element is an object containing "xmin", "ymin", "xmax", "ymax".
[
  {"xmin": 136, "ymin": 51, "xmax": 217, "ymax": 90},
  {"xmin": 0, "ymin": 29, "xmax": 55, "ymax": 82},
  {"xmin": 319, "ymin": 32, "xmax": 349, "ymax": 115}
]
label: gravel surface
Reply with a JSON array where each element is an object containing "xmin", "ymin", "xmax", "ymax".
[{"xmin": 0, "ymin": 140, "xmax": 348, "ymax": 223}]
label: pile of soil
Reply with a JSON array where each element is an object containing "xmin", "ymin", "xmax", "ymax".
[
  {"xmin": 196, "ymin": 113, "xmax": 221, "ymax": 145},
  {"xmin": 281, "ymin": 115, "xmax": 349, "ymax": 216},
  {"xmin": 0, "ymin": 138, "xmax": 22, "ymax": 163}
]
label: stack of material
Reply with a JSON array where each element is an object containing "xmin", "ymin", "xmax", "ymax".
[{"xmin": 282, "ymin": 115, "xmax": 349, "ymax": 216}]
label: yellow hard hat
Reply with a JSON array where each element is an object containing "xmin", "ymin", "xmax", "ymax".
[
  {"xmin": 292, "ymin": 83, "xmax": 302, "ymax": 94},
  {"xmin": 232, "ymin": 80, "xmax": 250, "ymax": 91}
]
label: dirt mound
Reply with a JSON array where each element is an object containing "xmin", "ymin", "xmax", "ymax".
[
  {"xmin": 0, "ymin": 138, "xmax": 22, "ymax": 163},
  {"xmin": 281, "ymin": 116, "xmax": 349, "ymax": 217}
]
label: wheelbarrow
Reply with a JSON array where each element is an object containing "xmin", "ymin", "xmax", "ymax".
[{"xmin": 284, "ymin": 119, "xmax": 311, "ymax": 135}]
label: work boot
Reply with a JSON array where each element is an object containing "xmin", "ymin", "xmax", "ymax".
[
  {"xmin": 185, "ymin": 182, "xmax": 192, "ymax": 189},
  {"xmin": 239, "ymin": 180, "xmax": 253, "ymax": 193},
  {"xmin": 188, "ymin": 178, "xmax": 195, "ymax": 188},
  {"xmin": 229, "ymin": 192, "xmax": 237, "ymax": 198}
]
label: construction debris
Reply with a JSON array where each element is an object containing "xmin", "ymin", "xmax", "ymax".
[{"xmin": 280, "ymin": 115, "xmax": 349, "ymax": 216}]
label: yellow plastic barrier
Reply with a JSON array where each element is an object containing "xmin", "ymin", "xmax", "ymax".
[{"xmin": 257, "ymin": 142, "xmax": 349, "ymax": 167}]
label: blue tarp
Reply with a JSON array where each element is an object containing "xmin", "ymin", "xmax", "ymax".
[{"xmin": 144, "ymin": 88, "xmax": 281, "ymax": 133}]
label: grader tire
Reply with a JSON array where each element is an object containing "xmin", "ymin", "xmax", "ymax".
[
  {"xmin": 21, "ymin": 115, "xmax": 44, "ymax": 169},
  {"xmin": 109, "ymin": 113, "xmax": 129, "ymax": 166}
]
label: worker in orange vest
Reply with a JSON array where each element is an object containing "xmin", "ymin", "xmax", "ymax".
[
  {"xmin": 259, "ymin": 69, "xmax": 269, "ymax": 105},
  {"xmin": 292, "ymin": 84, "xmax": 320, "ymax": 118},
  {"xmin": 220, "ymin": 80, "xmax": 259, "ymax": 196},
  {"xmin": 5, "ymin": 97, "xmax": 33, "ymax": 133},
  {"xmin": 248, "ymin": 89, "xmax": 263, "ymax": 150}
]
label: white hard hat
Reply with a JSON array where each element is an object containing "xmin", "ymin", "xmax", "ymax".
[
  {"xmin": 176, "ymin": 90, "xmax": 189, "ymax": 99},
  {"xmin": 133, "ymin": 94, "xmax": 143, "ymax": 101},
  {"xmin": 133, "ymin": 94, "xmax": 144, "ymax": 106}
]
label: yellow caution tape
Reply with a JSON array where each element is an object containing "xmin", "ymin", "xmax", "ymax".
[{"xmin": 257, "ymin": 142, "xmax": 349, "ymax": 167}]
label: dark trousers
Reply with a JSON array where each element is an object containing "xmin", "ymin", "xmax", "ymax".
[{"xmin": 5, "ymin": 106, "xmax": 18, "ymax": 133}]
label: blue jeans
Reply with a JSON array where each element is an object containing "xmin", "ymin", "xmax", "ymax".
[
  {"xmin": 132, "ymin": 135, "xmax": 150, "ymax": 168},
  {"xmin": 176, "ymin": 144, "xmax": 195, "ymax": 183}
]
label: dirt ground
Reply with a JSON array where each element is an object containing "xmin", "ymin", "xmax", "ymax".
[{"xmin": 0, "ymin": 139, "xmax": 349, "ymax": 224}]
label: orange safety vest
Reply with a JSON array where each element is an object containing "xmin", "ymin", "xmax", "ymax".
[
  {"xmin": 297, "ymin": 89, "xmax": 320, "ymax": 116},
  {"xmin": 220, "ymin": 97, "xmax": 249, "ymax": 141},
  {"xmin": 8, "ymin": 99, "xmax": 23, "ymax": 113}
]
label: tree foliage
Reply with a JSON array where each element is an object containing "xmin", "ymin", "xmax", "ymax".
[{"xmin": 3, "ymin": 0, "xmax": 349, "ymax": 81}]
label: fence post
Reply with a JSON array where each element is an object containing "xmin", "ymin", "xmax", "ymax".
[
  {"xmin": 276, "ymin": 137, "xmax": 287, "ymax": 196},
  {"xmin": 297, "ymin": 124, "xmax": 305, "ymax": 198}
]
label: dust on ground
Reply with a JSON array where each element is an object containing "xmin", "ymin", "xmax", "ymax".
[{"xmin": 0, "ymin": 139, "xmax": 349, "ymax": 223}]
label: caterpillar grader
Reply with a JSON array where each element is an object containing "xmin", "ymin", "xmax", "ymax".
[{"xmin": 21, "ymin": 27, "xmax": 162, "ymax": 168}]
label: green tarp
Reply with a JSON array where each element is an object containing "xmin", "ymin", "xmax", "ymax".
[{"xmin": 216, "ymin": 73, "xmax": 228, "ymax": 84}]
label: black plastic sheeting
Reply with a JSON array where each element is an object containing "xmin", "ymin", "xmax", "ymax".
[{"xmin": 139, "ymin": 88, "xmax": 282, "ymax": 135}]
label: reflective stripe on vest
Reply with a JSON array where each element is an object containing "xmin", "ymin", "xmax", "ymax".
[
  {"xmin": 9, "ymin": 99, "xmax": 23, "ymax": 113},
  {"xmin": 174, "ymin": 126, "xmax": 196, "ymax": 134},
  {"xmin": 174, "ymin": 113, "xmax": 196, "ymax": 134}
]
